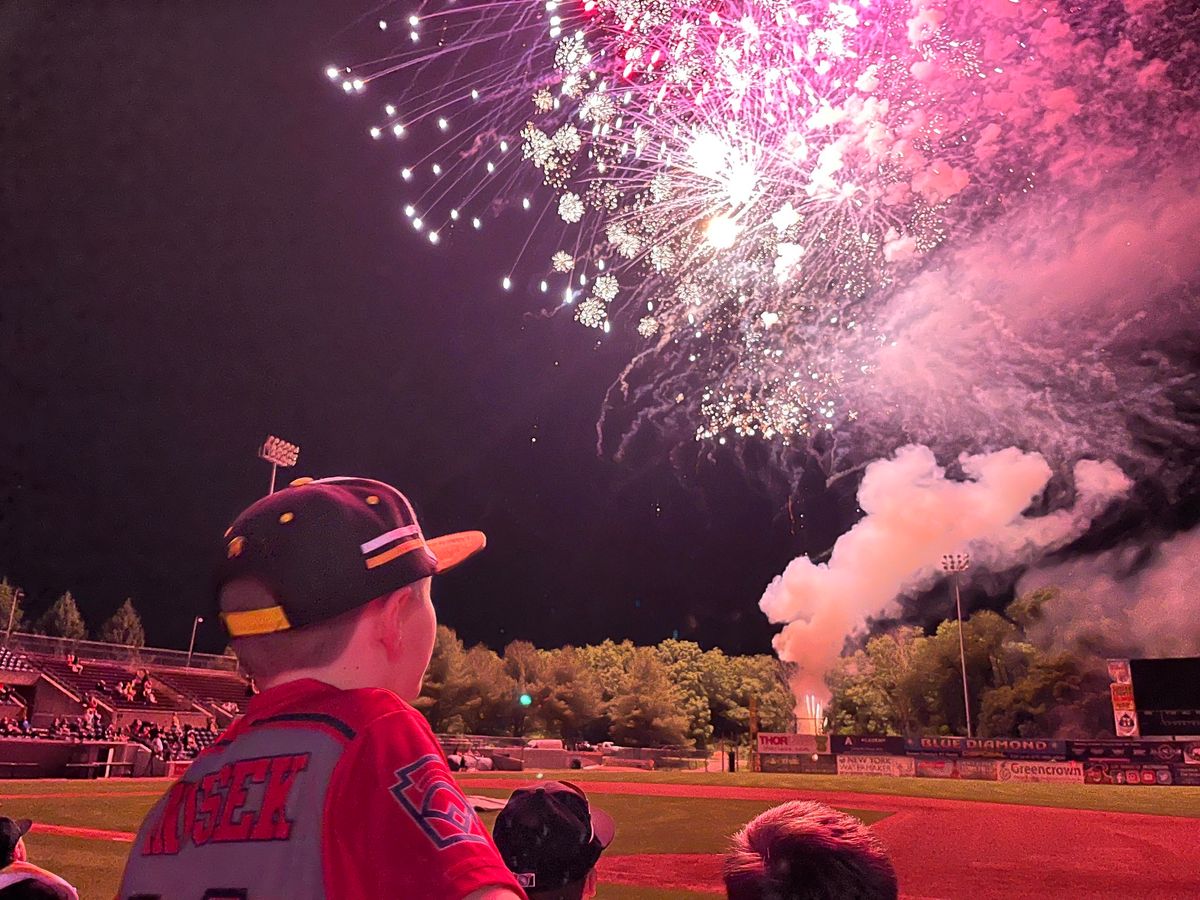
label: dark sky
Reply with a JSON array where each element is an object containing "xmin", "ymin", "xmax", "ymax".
[{"xmin": 0, "ymin": 1, "xmax": 851, "ymax": 655}]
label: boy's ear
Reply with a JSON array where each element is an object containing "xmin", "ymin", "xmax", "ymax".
[{"xmin": 376, "ymin": 589, "xmax": 409, "ymax": 656}]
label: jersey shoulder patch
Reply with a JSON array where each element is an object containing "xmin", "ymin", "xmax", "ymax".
[{"xmin": 389, "ymin": 754, "xmax": 488, "ymax": 850}]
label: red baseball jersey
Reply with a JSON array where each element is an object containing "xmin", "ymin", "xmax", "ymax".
[{"xmin": 119, "ymin": 679, "xmax": 524, "ymax": 900}]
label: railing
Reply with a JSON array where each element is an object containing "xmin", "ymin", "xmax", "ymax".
[
  {"xmin": 435, "ymin": 733, "xmax": 528, "ymax": 751},
  {"xmin": 4, "ymin": 633, "xmax": 239, "ymax": 673}
]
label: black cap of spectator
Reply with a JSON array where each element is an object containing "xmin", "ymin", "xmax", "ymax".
[
  {"xmin": 493, "ymin": 781, "xmax": 614, "ymax": 894},
  {"xmin": 0, "ymin": 817, "xmax": 32, "ymax": 865}
]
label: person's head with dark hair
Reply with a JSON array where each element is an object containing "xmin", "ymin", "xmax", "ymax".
[
  {"xmin": 493, "ymin": 781, "xmax": 615, "ymax": 900},
  {"xmin": 724, "ymin": 801, "xmax": 898, "ymax": 900},
  {"xmin": 0, "ymin": 817, "xmax": 79, "ymax": 898}
]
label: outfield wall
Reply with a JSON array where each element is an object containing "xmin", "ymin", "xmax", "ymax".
[{"xmin": 757, "ymin": 733, "xmax": 1200, "ymax": 785}]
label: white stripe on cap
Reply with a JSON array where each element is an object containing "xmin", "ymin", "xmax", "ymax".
[{"xmin": 360, "ymin": 524, "xmax": 422, "ymax": 554}]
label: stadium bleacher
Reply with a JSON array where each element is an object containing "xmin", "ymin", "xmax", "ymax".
[
  {"xmin": 32, "ymin": 656, "xmax": 197, "ymax": 713},
  {"xmin": 0, "ymin": 650, "xmax": 35, "ymax": 672},
  {"xmin": 153, "ymin": 668, "xmax": 251, "ymax": 718}
]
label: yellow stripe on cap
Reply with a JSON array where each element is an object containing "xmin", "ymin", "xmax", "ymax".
[
  {"xmin": 221, "ymin": 605, "xmax": 292, "ymax": 637},
  {"xmin": 364, "ymin": 536, "xmax": 430, "ymax": 570}
]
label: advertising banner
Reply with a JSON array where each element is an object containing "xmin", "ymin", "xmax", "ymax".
[
  {"xmin": 997, "ymin": 760, "xmax": 1084, "ymax": 784},
  {"xmin": 914, "ymin": 757, "xmax": 998, "ymax": 780},
  {"xmin": 836, "ymin": 754, "xmax": 915, "ymax": 777},
  {"xmin": 904, "ymin": 736, "xmax": 1066, "ymax": 759},
  {"xmin": 1084, "ymin": 761, "xmax": 1174, "ymax": 785},
  {"xmin": 1066, "ymin": 740, "xmax": 1188, "ymax": 764},
  {"xmin": 758, "ymin": 753, "xmax": 836, "ymax": 774},
  {"xmin": 1110, "ymin": 683, "xmax": 1135, "ymax": 711},
  {"xmin": 1114, "ymin": 709, "xmax": 1141, "ymax": 738},
  {"xmin": 830, "ymin": 735, "xmax": 906, "ymax": 755},
  {"xmin": 758, "ymin": 733, "xmax": 818, "ymax": 755},
  {"xmin": 1107, "ymin": 659, "xmax": 1132, "ymax": 684},
  {"xmin": 799, "ymin": 753, "xmax": 839, "ymax": 774},
  {"xmin": 758, "ymin": 754, "xmax": 804, "ymax": 773},
  {"xmin": 1170, "ymin": 765, "xmax": 1200, "ymax": 786},
  {"xmin": 959, "ymin": 758, "xmax": 1001, "ymax": 780}
]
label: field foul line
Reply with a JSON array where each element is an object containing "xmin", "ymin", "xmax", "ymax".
[
  {"xmin": 31, "ymin": 823, "xmax": 136, "ymax": 842},
  {"xmin": 0, "ymin": 791, "xmax": 164, "ymax": 800}
]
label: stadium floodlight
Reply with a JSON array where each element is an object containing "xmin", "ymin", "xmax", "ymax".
[
  {"xmin": 258, "ymin": 435, "xmax": 300, "ymax": 496},
  {"xmin": 4, "ymin": 588, "xmax": 22, "ymax": 649},
  {"xmin": 940, "ymin": 553, "xmax": 974, "ymax": 738},
  {"xmin": 186, "ymin": 616, "xmax": 204, "ymax": 668}
]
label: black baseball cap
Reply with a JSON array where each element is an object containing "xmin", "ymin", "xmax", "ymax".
[
  {"xmin": 0, "ymin": 817, "xmax": 31, "ymax": 863},
  {"xmin": 493, "ymin": 781, "xmax": 615, "ymax": 893},
  {"xmin": 216, "ymin": 476, "xmax": 485, "ymax": 638}
]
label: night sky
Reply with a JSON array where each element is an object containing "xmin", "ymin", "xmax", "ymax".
[{"xmin": 0, "ymin": 1, "xmax": 851, "ymax": 655}]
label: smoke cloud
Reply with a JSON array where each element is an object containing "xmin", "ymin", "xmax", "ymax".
[
  {"xmin": 1018, "ymin": 526, "xmax": 1200, "ymax": 659},
  {"xmin": 860, "ymin": 174, "xmax": 1200, "ymax": 481},
  {"xmin": 759, "ymin": 444, "xmax": 1132, "ymax": 701}
]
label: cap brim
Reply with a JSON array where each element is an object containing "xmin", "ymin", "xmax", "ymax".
[
  {"xmin": 15, "ymin": 820, "xmax": 31, "ymax": 837},
  {"xmin": 590, "ymin": 806, "xmax": 615, "ymax": 849},
  {"xmin": 427, "ymin": 531, "xmax": 487, "ymax": 573}
]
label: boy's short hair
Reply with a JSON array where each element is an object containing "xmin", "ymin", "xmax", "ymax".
[
  {"xmin": 223, "ymin": 578, "xmax": 401, "ymax": 682},
  {"xmin": 724, "ymin": 801, "xmax": 898, "ymax": 900}
]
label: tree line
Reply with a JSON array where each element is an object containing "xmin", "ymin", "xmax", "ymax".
[
  {"xmin": 826, "ymin": 587, "xmax": 1114, "ymax": 739},
  {"xmin": 2, "ymin": 575, "xmax": 1112, "ymax": 742},
  {"xmin": 416, "ymin": 626, "xmax": 796, "ymax": 749},
  {"xmin": 0, "ymin": 579, "xmax": 146, "ymax": 647}
]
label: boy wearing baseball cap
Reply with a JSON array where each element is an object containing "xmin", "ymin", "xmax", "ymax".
[
  {"xmin": 493, "ymin": 781, "xmax": 615, "ymax": 900},
  {"xmin": 119, "ymin": 477, "xmax": 524, "ymax": 900}
]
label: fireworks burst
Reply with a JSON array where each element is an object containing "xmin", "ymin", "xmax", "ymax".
[{"xmin": 330, "ymin": 0, "xmax": 1200, "ymax": 469}]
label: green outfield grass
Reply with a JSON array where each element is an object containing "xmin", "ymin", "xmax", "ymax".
[{"xmin": 2, "ymin": 772, "xmax": 1198, "ymax": 899}]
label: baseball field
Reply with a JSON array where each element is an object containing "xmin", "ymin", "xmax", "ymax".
[{"xmin": 3, "ymin": 770, "xmax": 1199, "ymax": 898}]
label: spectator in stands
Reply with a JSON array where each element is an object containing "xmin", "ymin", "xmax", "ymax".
[
  {"xmin": 723, "ymin": 801, "xmax": 898, "ymax": 900},
  {"xmin": 493, "ymin": 781, "xmax": 615, "ymax": 900},
  {"xmin": 0, "ymin": 817, "xmax": 78, "ymax": 899},
  {"xmin": 64, "ymin": 655, "xmax": 82, "ymax": 675}
]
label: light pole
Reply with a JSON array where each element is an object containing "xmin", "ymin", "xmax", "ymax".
[
  {"xmin": 258, "ymin": 435, "xmax": 300, "ymax": 496},
  {"xmin": 4, "ymin": 588, "xmax": 22, "ymax": 648},
  {"xmin": 186, "ymin": 616, "xmax": 204, "ymax": 668},
  {"xmin": 940, "ymin": 553, "xmax": 973, "ymax": 739}
]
